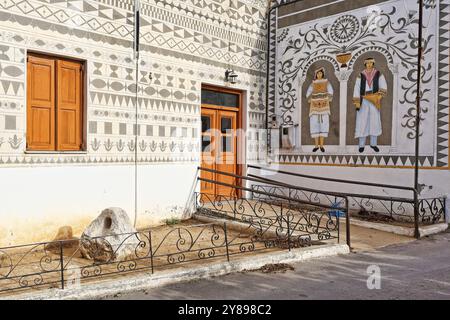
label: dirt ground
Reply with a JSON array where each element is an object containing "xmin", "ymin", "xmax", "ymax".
[{"xmin": 248, "ymin": 263, "xmax": 295, "ymax": 274}]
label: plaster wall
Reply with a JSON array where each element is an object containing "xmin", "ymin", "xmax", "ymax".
[{"xmin": 0, "ymin": 163, "xmax": 199, "ymax": 246}]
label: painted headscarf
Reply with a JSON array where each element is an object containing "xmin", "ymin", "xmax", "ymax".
[{"xmin": 314, "ymin": 67, "xmax": 326, "ymax": 80}]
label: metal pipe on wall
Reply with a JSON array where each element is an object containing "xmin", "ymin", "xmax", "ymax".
[{"xmin": 414, "ymin": 0, "xmax": 424, "ymax": 239}]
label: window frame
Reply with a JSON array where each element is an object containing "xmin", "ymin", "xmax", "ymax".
[{"xmin": 26, "ymin": 52, "xmax": 86, "ymax": 153}]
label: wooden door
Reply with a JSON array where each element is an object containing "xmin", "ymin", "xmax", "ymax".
[
  {"xmin": 200, "ymin": 108, "xmax": 238, "ymax": 198},
  {"xmin": 27, "ymin": 55, "xmax": 56, "ymax": 150},
  {"xmin": 200, "ymin": 108, "xmax": 217, "ymax": 197},
  {"xmin": 216, "ymin": 110, "xmax": 237, "ymax": 197}
]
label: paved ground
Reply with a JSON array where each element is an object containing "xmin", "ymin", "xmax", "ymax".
[
  {"xmin": 109, "ymin": 229, "xmax": 450, "ymax": 300},
  {"xmin": 341, "ymin": 222, "xmax": 413, "ymax": 252}
]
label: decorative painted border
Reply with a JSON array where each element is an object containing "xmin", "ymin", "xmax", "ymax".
[{"xmin": 436, "ymin": 1, "xmax": 450, "ymax": 167}]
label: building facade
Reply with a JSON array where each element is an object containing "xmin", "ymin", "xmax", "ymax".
[
  {"xmin": 0, "ymin": 0, "xmax": 268, "ymax": 246},
  {"xmin": 1, "ymin": 0, "xmax": 449, "ymax": 246}
]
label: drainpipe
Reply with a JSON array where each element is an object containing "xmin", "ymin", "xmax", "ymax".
[
  {"xmin": 134, "ymin": 0, "xmax": 141, "ymax": 228},
  {"xmin": 413, "ymin": 0, "xmax": 423, "ymax": 239}
]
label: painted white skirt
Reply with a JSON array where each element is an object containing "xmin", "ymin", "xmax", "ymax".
[
  {"xmin": 310, "ymin": 114, "xmax": 329, "ymax": 138},
  {"xmin": 355, "ymin": 99, "xmax": 382, "ymax": 138}
]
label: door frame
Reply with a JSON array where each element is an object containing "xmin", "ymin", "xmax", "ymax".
[{"xmin": 200, "ymin": 84, "xmax": 244, "ymax": 194}]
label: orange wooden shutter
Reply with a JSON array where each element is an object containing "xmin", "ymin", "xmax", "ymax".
[
  {"xmin": 56, "ymin": 59, "xmax": 82, "ymax": 151},
  {"xmin": 27, "ymin": 55, "xmax": 56, "ymax": 151}
]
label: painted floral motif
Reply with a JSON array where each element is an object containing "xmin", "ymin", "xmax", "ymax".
[
  {"xmin": 277, "ymin": 28, "xmax": 289, "ymax": 43},
  {"xmin": 329, "ymin": 15, "xmax": 360, "ymax": 43}
]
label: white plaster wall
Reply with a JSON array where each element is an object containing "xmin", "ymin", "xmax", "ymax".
[
  {"xmin": 136, "ymin": 163, "xmax": 200, "ymax": 227},
  {"xmin": 0, "ymin": 163, "xmax": 198, "ymax": 246}
]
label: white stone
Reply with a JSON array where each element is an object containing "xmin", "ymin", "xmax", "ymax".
[{"xmin": 80, "ymin": 207, "xmax": 139, "ymax": 262}]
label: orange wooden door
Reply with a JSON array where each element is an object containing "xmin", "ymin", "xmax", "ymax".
[
  {"xmin": 27, "ymin": 55, "xmax": 56, "ymax": 150},
  {"xmin": 56, "ymin": 59, "xmax": 82, "ymax": 150},
  {"xmin": 200, "ymin": 108, "xmax": 238, "ymax": 198},
  {"xmin": 216, "ymin": 110, "xmax": 237, "ymax": 197},
  {"xmin": 200, "ymin": 108, "xmax": 217, "ymax": 197}
]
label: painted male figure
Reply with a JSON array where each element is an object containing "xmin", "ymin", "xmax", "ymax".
[{"xmin": 352, "ymin": 58, "xmax": 387, "ymax": 152}]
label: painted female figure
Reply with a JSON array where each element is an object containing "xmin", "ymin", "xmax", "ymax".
[{"xmin": 306, "ymin": 67, "xmax": 334, "ymax": 152}]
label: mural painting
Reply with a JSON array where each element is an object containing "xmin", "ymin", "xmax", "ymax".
[
  {"xmin": 352, "ymin": 57, "xmax": 387, "ymax": 153},
  {"xmin": 347, "ymin": 52, "xmax": 393, "ymax": 148},
  {"xmin": 306, "ymin": 67, "xmax": 334, "ymax": 152},
  {"xmin": 270, "ymin": 0, "xmax": 446, "ymax": 167},
  {"xmin": 301, "ymin": 61, "xmax": 340, "ymax": 149}
]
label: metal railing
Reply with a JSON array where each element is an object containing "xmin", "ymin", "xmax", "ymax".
[
  {"xmin": 197, "ymin": 166, "xmax": 346, "ymax": 246},
  {"xmin": 195, "ymin": 192, "xmax": 340, "ymax": 245},
  {"xmin": 0, "ymin": 214, "xmax": 336, "ymax": 294},
  {"xmin": 248, "ymin": 165, "xmax": 446, "ymax": 237},
  {"xmin": 251, "ymin": 184, "xmax": 445, "ymax": 224}
]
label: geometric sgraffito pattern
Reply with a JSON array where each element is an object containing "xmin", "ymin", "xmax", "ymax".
[
  {"xmin": 276, "ymin": 154, "xmax": 435, "ymax": 168},
  {"xmin": 0, "ymin": 0, "xmax": 269, "ymax": 166},
  {"xmin": 436, "ymin": 1, "xmax": 450, "ymax": 167}
]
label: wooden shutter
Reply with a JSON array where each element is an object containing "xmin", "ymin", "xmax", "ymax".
[
  {"xmin": 27, "ymin": 55, "xmax": 55, "ymax": 150},
  {"xmin": 56, "ymin": 59, "xmax": 83, "ymax": 151}
]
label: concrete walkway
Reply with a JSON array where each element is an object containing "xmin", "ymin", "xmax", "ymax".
[{"xmin": 110, "ymin": 229, "xmax": 450, "ymax": 300}]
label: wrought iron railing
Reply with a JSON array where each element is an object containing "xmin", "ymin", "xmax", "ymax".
[
  {"xmin": 250, "ymin": 184, "xmax": 346, "ymax": 209},
  {"xmin": 196, "ymin": 167, "xmax": 344, "ymax": 246},
  {"xmin": 248, "ymin": 165, "xmax": 448, "ymax": 237},
  {"xmin": 0, "ymin": 211, "xmax": 338, "ymax": 294},
  {"xmin": 195, "ymin": 192, "xmax": 340, "ymax": 245},
  {"xmin": 250, "ymin": 184, "xmax": 445, "ymax": 225}
]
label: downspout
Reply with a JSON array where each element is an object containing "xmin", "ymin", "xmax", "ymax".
[
  {"xmin": 134, "ymin": 0, "xmax": 141, "ymax": 228},
  {"xmin": 413, "ymin": 0, "xmax": 423, "ymax": 239}
]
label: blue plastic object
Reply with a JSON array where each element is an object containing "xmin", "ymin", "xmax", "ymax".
[{"xmin": 328, "ymin": 201, "xmax": 346, "ymax": 217}]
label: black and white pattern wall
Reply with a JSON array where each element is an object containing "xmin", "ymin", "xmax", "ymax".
[{"xmin": 0, "ymin": 0, "xmax": 269, "ymax": 166}]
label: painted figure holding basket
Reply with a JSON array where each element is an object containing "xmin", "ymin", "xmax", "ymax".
[
  {"xmin": 353, "ymin": 58, "xmax": 387, "ymax": 153},
  {"xmin": 306, "ymin": 67, "xmax": 334, "ymax": 152}
]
